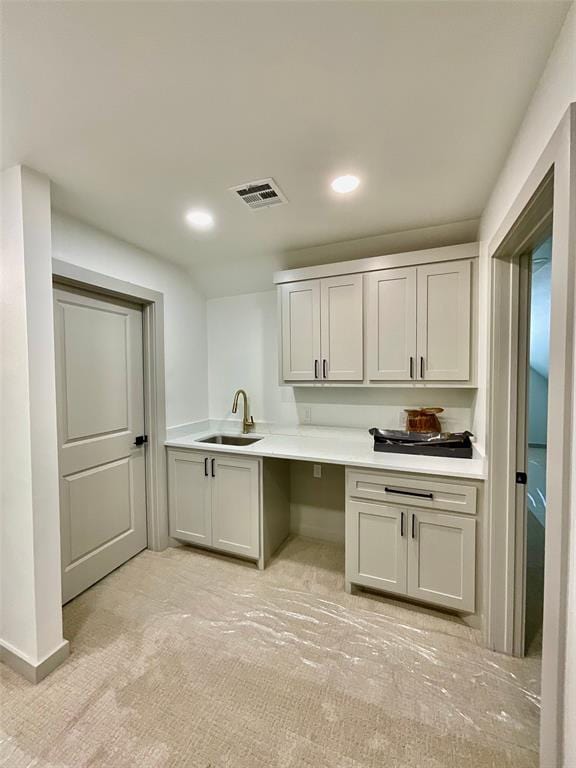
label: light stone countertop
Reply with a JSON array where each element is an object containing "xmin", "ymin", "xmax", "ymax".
[{"xmin": 165, "ymin": 425, "xmax": 486, "ymax": 480}]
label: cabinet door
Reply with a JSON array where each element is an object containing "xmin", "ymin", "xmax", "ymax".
[
  {"xmin": 320, "ymin": 274, "xmax": 363, "ymax": 380},
  {"xmin": 346, "ymin": 500, "xmax": 407, "ymax": 594},
  {"xmin": 281, "ymin": 281, "xmax": 321, "ymax": 381},
  {"xmin": 168, "ymin": 450, "xmax": 211, "ymax": 546},
  {"xmin": 407, "ymin": 510, "xmax": 475, "ymax": 611},
  {"xmin": 416, "ymin": 260, "xmax": 471, "ymax": 380},
  {"xmin": 366, "ymin": 267, "xmax": 417, "ymax": 380},
  {"xmin": 211, "ymin": 455, "xmax": 260, "ymax": 559}
]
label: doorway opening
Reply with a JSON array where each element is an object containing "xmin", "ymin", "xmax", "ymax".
[{"xmin": 522, "ymin": 235, "xmax": 552, "ymax": 657}]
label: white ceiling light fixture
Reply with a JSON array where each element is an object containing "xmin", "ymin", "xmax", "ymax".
[
  {"xmin": 185, "ymin": 209, "xmax": 215, "ymax": 230},
  {"xmin": 331, "ymin": 174, "xmax": 360, "ymax": 194}
]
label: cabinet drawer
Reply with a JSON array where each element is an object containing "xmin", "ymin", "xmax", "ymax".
[{"xmin": 346, "ymin": 470, "xmax": 476, "ymax": 515}]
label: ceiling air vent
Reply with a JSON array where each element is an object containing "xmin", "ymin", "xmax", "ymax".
[{"xmin": 229, "ymin": 178, "xmax": 287, "ymax": 210}]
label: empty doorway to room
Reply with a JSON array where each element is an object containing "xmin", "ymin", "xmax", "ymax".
[{"xmin": 517, "ymin": 235, "xmax": 552, "ymax": 657}]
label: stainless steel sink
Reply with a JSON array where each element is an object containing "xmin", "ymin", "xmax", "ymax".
[{"xmin": 196, "ymin": 434, "xmax": 263, "ymax": 446}]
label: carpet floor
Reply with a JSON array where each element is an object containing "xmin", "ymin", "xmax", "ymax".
[{"xmin": 1, "ymin": 537, "xmax": 541, "ymax": 768}]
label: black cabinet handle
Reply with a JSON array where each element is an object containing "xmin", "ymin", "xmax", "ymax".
[
  {"xmin": 411, "ymin": 514, "xmax": 416, "ymax": 539},
  {"xmin": 384, "ymin": 486, "xmax": 433, "ymax": 500},
  {"xmin": 314, "ymin": 359, "xmax": 319, "ymax": 379},
  {"xmin": 134, "ymin": 434, "xmax": 148, "ymax": 446},
  {"xmin": 211, "ymin": 458, "xmax": 215, "ymax": 477},
  {"xmin": 420, "ymin": 356, "xmax": 425, "ymax": 379},
  {"xmin": 323, "ymin": 359, "xmax": 328, "ymax": 379},
  {"xmin": 204, "ymin": 457, "xmax": 208, "ymax": 477},
  {"xmin": 409, "ymin": 357, "xmax": 414, "ymax": 379},
  {"xmin": 400, "ymin": 512, "xmax": 405, "ymax": 537}
]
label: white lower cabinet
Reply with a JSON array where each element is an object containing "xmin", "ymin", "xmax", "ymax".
[
  {"xmin": 347, "ymin": 498, "xmax": 476, "ymax": 612},
  {"xmin": 346, "ymin": 501, "xmax": 407, "ymax": 595},
  {"xmin": 211, "ymin": 455, "xmax": 260, "ymax": 558},
  {"xmin": 168, "ymin": 450, "xmax": 212, "ymax": 545},
  {"xmin": 407, "ymin": 510, "xmax": 476, "ymax": 611},
  {"xmin": 168, "ymin": 449, "xmax": 260, "ymax": 561}
]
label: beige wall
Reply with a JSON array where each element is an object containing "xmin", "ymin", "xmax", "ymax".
[{"xmin": 290, "ymin": 463, "xmax": 345, "ymax": 543}]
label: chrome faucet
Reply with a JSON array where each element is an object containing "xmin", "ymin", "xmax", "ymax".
[{"xmin": 232, "ymin": 389, "xmax": 255, "ymax": 434}]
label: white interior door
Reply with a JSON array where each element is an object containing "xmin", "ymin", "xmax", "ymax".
[
  {"xmin": 416, "ymin": 260, "xmax": 471, "ymax": 380},
  {"xmin": 366, "ymin": 267, "xmax": 417, "ymax": 380},
  {"xmin": 168, "ymin": 450, "xmax": 212, "ymax": 546},
  {"xmin": 281, "ymin": 281, "xmax": 321, "ymax": 381},
  {"xmin": 211, "ymin": 455, "xmax": 260, "ymax": 559},
  {"xmin": 54, "ymin": 286, "xmax": 147, "ymax": 603},
  {"xmin": 407, "ymin": 510, "xmax": 475, "ymax": 611},
  {"xmin": 320, "ymin": 274, "xmax": 363, "ymax": 380},
  {"xmin": 346, "ymin": 500, "xmax": 408, "ymax": 594}
]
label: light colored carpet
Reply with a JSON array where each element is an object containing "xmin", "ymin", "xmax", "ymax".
[{"xmin": 1, "ymin": 537, "xmax": 541, "ymax": 768}]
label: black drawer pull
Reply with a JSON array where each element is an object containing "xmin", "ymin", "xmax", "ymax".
[
  {"xmin": 409, "ymin": 357, "xmax": 414, "ymax": 379},
  {"xmin": 384, "ymin": 487, "xmax": 433, "ymax": 500},
  {"xmin": 400, "ymin": 511, "xmax": 405, "ymax": 537},
  {"xmin": 211, "ymin": 458, "xmax": 216, "ymax": 477},
  {"xmin": 411, "ymin": 514, "xmax": 416, "ymax": 539},
  {"xmin": 314, "ymin": 359, "xmax": 319, "ymax": 379},
  {"xmin": 323, "ymin": 359, "xmax": 328, "ymax": 379},
  {"xmin": 204, "ymin": 457, "xmax": 209, "ymax": 477}
]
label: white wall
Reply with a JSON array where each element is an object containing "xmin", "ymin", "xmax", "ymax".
[
  {"xmin": 474, "ymin": 2, "xmax": 576, "ymax": 450},
  {"xmin": 52, "ymin": 211, "xmax": 208, "ymax": 430},
  {"xmin": 0, "ymin": 166, "xmax": 68, "ymax": 673},
  {"xmin": 475, "ymin": 5, "xmax": 575, "ymax": 764},
  {"xmin": 207, "ymin": 289, "xmax": 476, "ymax": 434}
]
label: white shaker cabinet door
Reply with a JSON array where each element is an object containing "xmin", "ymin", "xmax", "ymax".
[
  {"xmin": 168, "ymin": 450, "xmax": 212, "ymax": 546},
  {"xmin": 320, "ymin": 274, "xmax": 364, "ymax": 381},
  {"xmin": 416, "ymin": 260, "xmax": 471, "ymax": 380},
  {"xmin": 407, "ymin": 510, "xmax": 476, "ymax": 612},
  {"xmin": 346, "ymin": 501, "xmax": 408, "ymax": 595},
  {"xmin": 211, "ymin": 455, "xmax": 260, "ymax": 559},
  {"xmin": 281, "ymin": 280, "xmax": 321, "ymax": 381},
  {"xmin": 366, "ymin": 267, "xmax": 417, "ymax": 380}
]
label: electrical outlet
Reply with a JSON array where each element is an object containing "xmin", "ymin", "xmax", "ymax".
[
  {"xmin": 302, "ymin": 407, "xmax": 312, "ymax": 424},
  {"xmin": 313, "ymin": 464, "xmax": 322, "ymax": 479}
]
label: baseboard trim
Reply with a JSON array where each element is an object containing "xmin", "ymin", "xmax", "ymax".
[{"xmin": 0, "ymin": 638, "xmax": 70, "ymax": 683}]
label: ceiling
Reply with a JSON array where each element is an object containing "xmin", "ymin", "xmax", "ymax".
[{"xmin": 1, "ymin": 1, "xmax": 570, "ymax": 296}]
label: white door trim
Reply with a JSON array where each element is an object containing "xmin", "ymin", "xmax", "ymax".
[
  {"xmin": 486, "ymin": 103, "xmax": 575, "ymax": 768},
  {"xmin": 52, "ymin": 259, "xmax": 169, "ymax": 552}
]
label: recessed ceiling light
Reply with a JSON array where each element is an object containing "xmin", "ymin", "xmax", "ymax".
[
  {"xmin": 331, "ymin": 175, "xmax": 360, "ymax": 194},
  {"xmin": 185, "ymin": 209, "xmax": 214, "ymax": 230}
]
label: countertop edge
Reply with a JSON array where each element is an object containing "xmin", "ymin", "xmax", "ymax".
[{"xmin": 164, "ymin": 434, "xmax": 486, "ymax": 481}]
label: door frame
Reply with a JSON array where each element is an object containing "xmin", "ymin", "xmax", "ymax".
[
  {"xmin": 486, "ymin": 104, "xmax": 575, "ymax": 767},
  {"xmin": 52, "ymin": 259, "xmax": 169, "ymax": 552}
]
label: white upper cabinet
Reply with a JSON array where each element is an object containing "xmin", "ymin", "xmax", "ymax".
[
  {"xmin": 366, "ymin": 267, "xmax": 417, "ymax": 381},
  {"xmin": 275, "ymin": 242, "xmax": 477, "ymax": 386},
  {"xmin": 366, "ymin": 259, "xmax": 472, "ymax": 383},
  {"xmin": 281, "ymin": 280, "xmax": 321, "ymax": 381},
  {"xmin": 417, "ymin": 260, "xmax": 471, "ymax": 381},
  {"xmin": 280, "ymin": 275, "xmax": 363, "ymax": 382},
  {"xmin": 320, "ymin": 274, "xmax": 363, "ymax": 381}
]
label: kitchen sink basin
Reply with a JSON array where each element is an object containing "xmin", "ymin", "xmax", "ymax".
[{"xmin": 196, "ymin": 434, "xmax": 263, "ymax": 446}]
